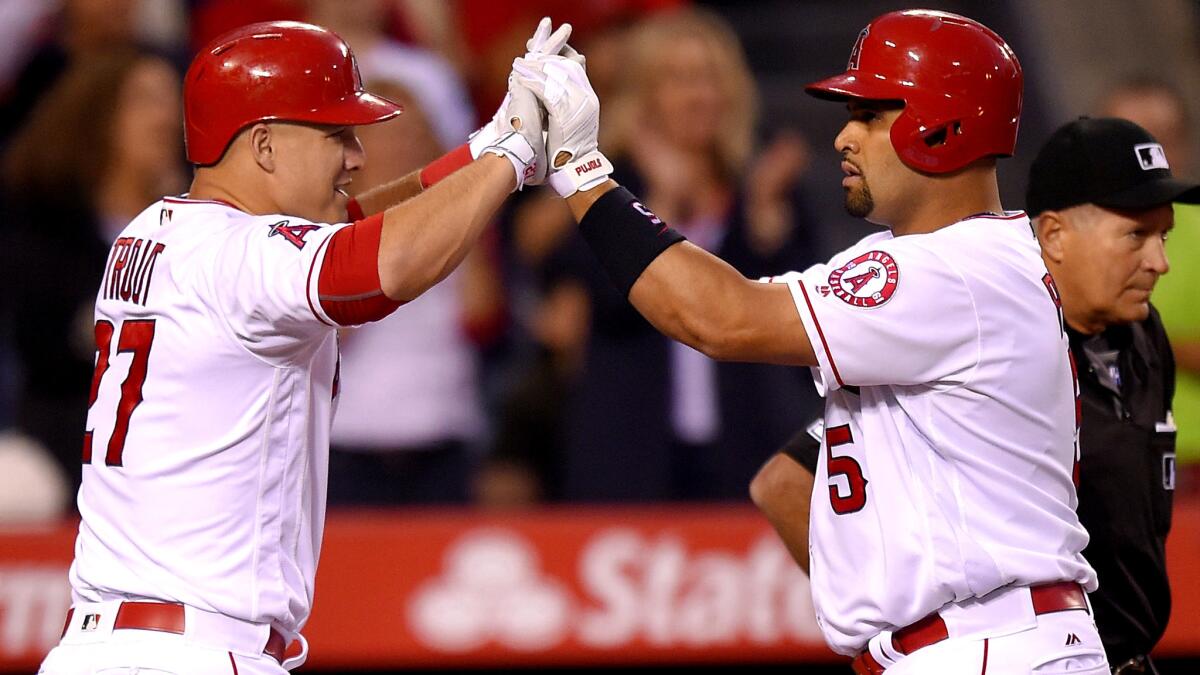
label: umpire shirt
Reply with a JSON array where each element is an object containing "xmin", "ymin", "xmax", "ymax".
[{"xmin": 1072, "ymin": 304, "xmax": 1176, "ymax": 665}]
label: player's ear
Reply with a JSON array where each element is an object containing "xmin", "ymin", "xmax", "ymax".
[
  {"xmin": 247, "ymin": 123, "xmax": 276, "ymax": 173},
  {"xmin": 1034, "ymin": 211, "xmax": 1066, "ymax": 264}
]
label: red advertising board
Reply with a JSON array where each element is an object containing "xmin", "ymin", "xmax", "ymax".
[{"xmin": 2, "ymin": 502, "xmax": 1199, "ymax": 671}]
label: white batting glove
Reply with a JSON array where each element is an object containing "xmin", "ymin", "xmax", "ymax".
[
  {"xmin": 468, "ymin": 16, "xmax": 576, "ymax": 158},
  {"xmin": 525, "ymin": 16, "xmax": 586, "ymax": 68},
  {"xmin": 468, "ymin": 17, "xmax": 579, "ymax": 190},
  {"xmin": 478, "ymin": 80, "xmax": 546, "ymax": 191},
  {"xmin": 512, "ymin": 54, "xmax": 611, "ymax": 196}
]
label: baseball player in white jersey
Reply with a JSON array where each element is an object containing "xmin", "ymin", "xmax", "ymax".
[
  {"xmin": 40, "ymin": 18, "xmax": 576, "ymax": 675},
  {"xmin": 509, "ymin": 10, "xmax": 1108, "ymax": 674}
]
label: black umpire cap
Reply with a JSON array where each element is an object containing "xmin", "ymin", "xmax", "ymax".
[{"xmin": 1026, "ymin": 117, "xmax": 1200, "ymax": 217}]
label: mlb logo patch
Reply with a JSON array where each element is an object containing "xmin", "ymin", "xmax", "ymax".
[
  {"xmin": 81, "ymin": 613, "xmax": 102, "ymax": 631},
  {"xmin": 1134, "ymin": 143, "xmax": 1170, "ymax": 171}
]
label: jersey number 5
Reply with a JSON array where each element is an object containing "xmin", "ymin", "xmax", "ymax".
[
  {"xmin": 826, "ymin": 424, "xmax": 868, "ymax": 514},
  {"xmin": 83, "ymin": 319, "xmax": 156, "ymax": 467}
]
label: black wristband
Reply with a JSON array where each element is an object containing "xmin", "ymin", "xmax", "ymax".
[
  {"xmin": 578, "ymin": 186, "xmax": 686, "ymax": 297},
  {"xmin": 779, "ymin": 419, "xmax": 822, "ymax": 473}
]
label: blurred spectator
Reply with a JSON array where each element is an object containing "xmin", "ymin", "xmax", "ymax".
[
  {"xmin": 310, "ymin": 0, "xmax": 504, "ymax": 506},
  {"xmin": 189, "ymin": 0, "xmax": 305, "ymax": 52},
  {"xmin": 498, "ymin": 9, "xmax": 821, "ymax": 502},
  {"xmin": 0, "ymin": 0, "xmax": 141, "ymax": 150},
  {"xmin": 307, "ymin": 0, "xmax": 475, "ymax": 152},
  {"xmin": 0, "ymin": 0, "xmax": 59, "ymax": 94},
  {"xmin": 395, "ymin": 0, "xmax": 683, "ymax": 123},
  {"xmin": 0, "ymin": 431, "xmax": 70, "ymax": 524},
  {"xmin": 1101, "ymin": 77, "xmax": 1200, "ymax": 465},
  {"xmin": 0, "ymin": 49, "xmax": 184, "ymax": 498},
  {"xmin": 1098, "ymin": 76, "xmax": 1193, "ymax": 179}
]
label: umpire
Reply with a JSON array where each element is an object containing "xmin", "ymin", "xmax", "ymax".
[{"xmin": 1028, "ymin": 117, "xmax": 1200, "ymax": 674}]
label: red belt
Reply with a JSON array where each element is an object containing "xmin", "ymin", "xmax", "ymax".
[
  {"xmin": 62, "ymin": 602, "xmax": 287, "ymax": 664},
  {"xmin": 851, "ymin": 582, "xmax": 1088, "ymax": 675}
]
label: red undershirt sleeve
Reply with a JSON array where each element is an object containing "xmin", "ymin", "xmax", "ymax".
[{"xmin": 316, "ymin": 214, "xmax": 403, "ymax": 325}]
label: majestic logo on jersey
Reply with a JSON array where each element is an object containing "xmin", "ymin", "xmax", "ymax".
[
  {"xmin": 827, "ymin": 250, "xmax": 898, "ymax": 308},
  {"xmin": 269, "ymin": 220, "xmax": 321, "ymax": 249},
  {"xmin": 847, "ymin": 27, "xmax": 869, "ymax": 70}
]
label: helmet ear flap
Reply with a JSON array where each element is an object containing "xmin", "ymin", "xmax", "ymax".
[{"xmin": 890, "ymin": 108, "xmax": 974, "ymax": 174}]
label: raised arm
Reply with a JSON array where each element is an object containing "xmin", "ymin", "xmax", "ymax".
[
  {"xmin": 512, "ymin": 50, "xmax": 815, "ymax": 366},
  {"xmin": 564, "ymin": 184, "xmax": 814, "ymax": 364}
]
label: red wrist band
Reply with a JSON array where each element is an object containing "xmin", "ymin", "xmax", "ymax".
[{"xmin": 419, "ymin": 144, "xmax": 473, "ymax": 189}]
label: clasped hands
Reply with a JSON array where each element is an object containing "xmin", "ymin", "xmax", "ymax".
[{"xmin": 474, "ymin": 17, "xmax": 612, "ymax": 196}]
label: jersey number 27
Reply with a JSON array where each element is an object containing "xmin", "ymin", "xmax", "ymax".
[{"xmin": 83, "ymin": 318, "xmax": 156, "ymax": 467}]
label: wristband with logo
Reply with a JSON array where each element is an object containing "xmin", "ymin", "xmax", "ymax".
[
  {"xmin": 549, "ymin": 150, "xmax": 614, "ymax": 197},
  {"xmin": 578, "ymin": 186, "xmax": 685, "ymax": 297}
]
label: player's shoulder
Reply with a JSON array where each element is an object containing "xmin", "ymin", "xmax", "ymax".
[
  {"xmin": 927, "ymin": 210, "xmax": 1036, "ymax": 255},
  {"xmin": 888, "ymin": 211, "xmax": 1038, "ymax": 276},
  {"xmin": 162, "ymin": 197, "xmax": 345, "ymax": 252}
]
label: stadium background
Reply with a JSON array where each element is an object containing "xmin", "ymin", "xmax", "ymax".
[{"xmin": 2, "ymin": 0, "xmax": 1198, "ymax": 672}]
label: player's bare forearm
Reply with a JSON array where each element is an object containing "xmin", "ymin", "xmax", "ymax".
[
  {"xmin": 567, "ymin": 183, "xmax": 815, "ymax": 365},
  {"xmin": 352, "ymin": 170, "xmax": 425, "ymax": 216},
  {"xmin": 750, "ymin": 453, "xmax": 815, "ymax": 574},
  {"xmin": 377, "ymin": 155, "xmax": 515, "ymax": 302}
]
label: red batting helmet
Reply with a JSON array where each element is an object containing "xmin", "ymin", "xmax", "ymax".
[
  {"xmin": 184, "ymin": 21, "xmax": 403, "ymax": 166},
  {"xmin": 806, "ymin": 10, "xmax": 1022, "ymax": 174}
]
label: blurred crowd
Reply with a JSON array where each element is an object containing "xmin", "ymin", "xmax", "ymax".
[{"xmin": 1, "ymin": 0, "xmax": 1197, "ymax": 523}]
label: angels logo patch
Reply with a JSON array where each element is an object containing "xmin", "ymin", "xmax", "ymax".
[{"xmin": 827, "ymin": 250, "xmax": 898, "ymax": 308}]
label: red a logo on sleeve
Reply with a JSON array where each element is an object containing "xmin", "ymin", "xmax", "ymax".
[{"xmin": 269, "ymin": 220, "xmax": 321, "ymax": 249}]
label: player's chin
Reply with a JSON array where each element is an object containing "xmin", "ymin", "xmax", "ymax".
[
  {"xmin": 326, "ymin": 189, "xmax": 350, "ymax": 221},
  {"xmin": 843, "ymin": 189, "xmax": 873, "ymax": 219}
]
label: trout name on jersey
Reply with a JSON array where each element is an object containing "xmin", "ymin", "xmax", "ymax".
[{"xmin": 102, "ymin": 236, "xmax": 167, "ymax": 306}]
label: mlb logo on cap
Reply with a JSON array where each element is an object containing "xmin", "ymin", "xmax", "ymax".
[{"xmin": 1134, "ymin": 143, "xmax": 1169, "ymax": 171}]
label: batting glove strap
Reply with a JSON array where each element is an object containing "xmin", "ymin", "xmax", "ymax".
[
  {"xmin": 548, "ymin": 150, "xmax": 614, "ymax": 197},
  {"xmin": 482, "ymin": 131, "xmax": 540, "ymax": 192}
]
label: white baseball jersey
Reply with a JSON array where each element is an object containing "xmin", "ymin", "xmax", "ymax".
[
  {"xmin": 769, "ymin": 212, "xmax": 1097, "ymax": 656},
  {"xmin": 70, "ymin": 196, "xmax": 354, "ymax": 638}
]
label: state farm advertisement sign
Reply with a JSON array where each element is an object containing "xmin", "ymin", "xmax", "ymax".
[
  {"xmin": 6, "ymin": 502, "xmax": 1200, "ymax": 670},
  {"xmin": 303, "ymin": 506, "xmax": 834, "ymax": 668},
  {"xmin": 0, "ymin": 507, "xmax": 833, "ymax": 670}
]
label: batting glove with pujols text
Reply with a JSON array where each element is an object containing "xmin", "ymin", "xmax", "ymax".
[
  {"xmin": 470, "ymin": 18, "xmax": 578, "ymax": 190},
  {"xmin": 512, "ymin": 49, "xmax": 613, "ymax": 196}
]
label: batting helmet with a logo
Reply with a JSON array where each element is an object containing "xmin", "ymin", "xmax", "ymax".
[
  {"xmin": 806, "ymin": 10, "xmax": 1022, "ymax": 174},
  {"xmin": 183, "ymin": 21, "xmax": 403, "ymax": 166}
]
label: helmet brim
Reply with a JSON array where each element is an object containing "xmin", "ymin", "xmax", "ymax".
[
  {"xmin": 805, "ymin": 73, "xmax": 906, "ymax": 104},
  {"xmin": 303, "ymin": 91, "xmax": 404, "ymax": 127}
]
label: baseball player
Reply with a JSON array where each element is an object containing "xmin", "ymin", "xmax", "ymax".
[
  {"xmin": 39, "ymin": 19, "xmax": 572, "ymax": 675},
  {"xmin": 513, "ymin": 10, "xmax": 1107, "ymax": 673}
]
